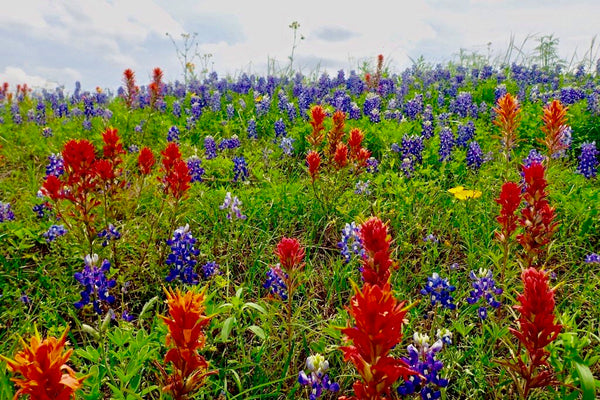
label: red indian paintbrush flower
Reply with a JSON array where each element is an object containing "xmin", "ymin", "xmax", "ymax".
[
  {"xmin": 138, "ymin": 147, "xmax": 156, "ymax": 175},
  {"xmin": 517, "ymin": 163, "xmax": 558, "ymax": 267},
  {"xmin": 348, "ymin": 128, "xmax": 365, "ymax": 157},
  {"xmin": 502, "ymin": 267, "xmax": 561, "ymax": 398},
  {"xmin": 274, "ymin": 237, "xmax": 305, "ymax": 271},
  {"xmin": 160, "ymin": 143, "xmax": 191, "ymax": 199},
  {"xmin": 62, "ymin": 139, "xmax": 97, "ymax": 184},
  {"xmin": 41, "ymin": 175, "xmax": 64, "ymax": 200},
  {"xmin": 539, "ymin": 99, "xmax": 569, "ymax": 159},
  {"xmin": 493, "ymin": 93, "xmax": 521, "ymax": 162},
  {"xmin": 339, "ymin": 282, "xmax": 415, "ymax": 400},
  {"xmin": 327, "ymin": 110, "xmax": 347, "ymax": 160},
  {"xmin": 159, "ymin": 287, "xmax": 216, "ymax": 399},
  {"xmin": 359, "ymin": 217, "xmax": 395, "ymax": 287},
  {"xmin": 355, "ymin": 147, "xmax": 372, "ymax": 169},
  {"xmin": 122, "ymin": 68, "xmax": 138, "ymax": 109},
  {"xmin": 334, "ymin": 143, "xmax": 349, "ymax": 169},
  {"xmin": 1, "ymin": 328, "xmax": 86, "ymax": 400},
  {"xmin": 101, "ymin": 127, "xmax": 125, "ymax": 163},
  {"xmin": 149, "ymin": 67, "xmax": 164, "ymax": 110},
  {"xmin": 308, "ymin": 105, "xmax": 326, "ymax": 148},
  {"xmin": 495, "ymin": 181, "xmax": 522, "ymax": 243},
  {"xmin": 306, "ymin": 151, "xmax": 321, "ymax": 182}
]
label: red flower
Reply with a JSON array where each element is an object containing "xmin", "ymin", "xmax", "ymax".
[
  {"xmin": 359, "ymin": 217, "xmax": 394, "ymax": 287},
  {"xmin": 539, "ymin": 100, "xmax": 569, "ymax": 158},
  {"xmin": 41, "ymin": 175, "xmax": 64, "ymax": 200},
  {"xmin": 502, "ymin": 268, "xmax": 561, "ymax": 398},
  {"xmin": 334, "ymin": 143, "xmax": 349, "ymax": 169},
  {"xmin": 94, "ymin": 159, "xmax": 115, "ymax": 182},
  {"xmin": 308, "ymin": 105, "xmax": 326, "ymax": 148},
  {"xmin": 306, "ymin": 151, "xmax": 321, "ymax": 182},
  {"xmin": 274, "ymin": 237, "xmax": 305, "ymax": 271},
  {"xmin": 161, "ymin": 142, "xmax": 182, "ymax": 172},
  {"xmin": 122, "ymin": 69, "xmax": 138, "ymax": 109},
  {"xmin": 165, "ymin": 160, "xmax": 191, "ymax": 199},
  {"xmin": 327, "ymin": 110, "xmax": 347, "ymax": 159},
  {"xmin": 517, "ymin": 163, "xmax": 558, "ymax": 267},
  {"xmin": 62, "ymin": 139, "xmax": 97, "ymax": 181},
  {"xmin": 348, "ymin": 128, "xmax": 364, "ymax": 157},
  {"xmin": 101, "ymin": 127, "xmax": 125, "ymax": 162},
  {"xmin": 355, "ymin": 147, "xmax": 372, "ymax": 169},
  {"xmin": 138, "ymin": 147, "xmax": 155, "ymax": 175},
  {"xmin": 1, "ymin": 328, "xmax": 86, "ymax": 400},
  {"xmin": 340, "ymin": 282, "xmax": 415, "ymax": 399},
  {"xmin": 493, "ymin": 93, "xmax": 521, "ymax": 161},
  {"xmin": 159, "ymin": 287, "xmax": 216, "ymax": 399},
  {"xmin": 150, "ymin": 67, "xmax": 164, "ymax": 109},
  {"xmin": 495, "ymin": 181, "xmax": 522, "ymax": 242}
]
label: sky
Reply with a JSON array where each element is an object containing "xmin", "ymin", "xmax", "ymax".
[{"xmin": 1, "ymin": 0, "xmax": 599, "ymax": 92}]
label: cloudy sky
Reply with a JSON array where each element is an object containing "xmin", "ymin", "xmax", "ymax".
[{"xmin": 1, "ymin": 0, "xmax": 599, "ymax": 92}]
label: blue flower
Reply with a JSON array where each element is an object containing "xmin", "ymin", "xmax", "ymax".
[
  {"xmin": 274, "ymin": 118, "xmax": 287, "ymax": 138},
  {"xmin": 0, "ymin": 201, "xmax": 15, "ymax": 222},
  {"xmin": 219, "ymin": 192, "xmax": 247, "ymax": 220},
  {"xmin": 187, "ymin": 156, "xmax": 205, "ymax": 183},
  {"xmin": 584, "ymin": 253, "xmax": 600, "ymax": 264},
  {"xmin": 337, "ymin": 222, "xmax": 364, "ymax": 264},
  {"xmin": 466, "ymin": 269, "xmax": 502, "ymax": 320},
  {"xmin": 438, "ymin": 127, "xmax": 454, "ymax": 162},
  {"xmin": 247, "ymin": 118, "xmax": 257, "ymax": 139},
  {"xmin": 201, "ymin": 261, "xmax": 220, "ymax": 278},
  {"xmin": 74, "ymin": 254, "xmax": 117, "ymax": 314},
  {"xmin": 43, "ymin": 224, "xmax": 67, "ymax": 243},
  {"xmin": 233, "ymin": 156, "xmax": 249, "ymax": 182},
  {"xmin": 279, "ymin": 137, "xmax": 295, "ymax": 156},
  {"xmin": 204, "ymin": 136, "xmax": 217, "ymax": 160},
  {"xmin": 167, "ymin": 125, "xmax": 180, "ymax": 142},
  {"xmin": 421, "ymin": 273, "xmax": 456, "ymax": 310},
  {"xmin": 466, "ymin": 141, "xmax": 484, "ymax": 170},
  {"xmin": 298, "ymin": 354, "xmax": 340, "ymax": 399},
  {"xmin": 456, "ymin": 120, "xmax": 475, "ymax": 148},
  {"xmin": 264, "ymin": 265, "xmax": 288, "ymax": 300},
  {"xmin": 354, "ymin": 180, "xmax": 370, "ymax": 195},
  {"xmin": 165, "ymin": 224, "xmax": 200, "ymax": 285},
  {"xmin": 577, "ymin": 142, "xmax": 598, "ymax": 179},
  {"xmin": 97, "ymin": 224, "xmax": 121, "ymax": 247}
]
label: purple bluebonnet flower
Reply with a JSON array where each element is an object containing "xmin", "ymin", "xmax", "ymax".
[
  {"xmin": 121, "ymin": 310, "xmax": 135, "ymax": 322},
  {"xmin": 439, "ymin": 127, "xmax": 454, "ymax": 162},
  {"xmin": 233, "ymin": 156, "xmax": 249, "ymax": 182},
  {"xmin": 238, "ymin": 98, "xmax": 247, "ymax": 109},
  {"xmin": 134, "ymin": 121, "xmax": 145, "ymax": 133},
  {"xmin": 274, "ymin": 118, "xmax": 287, "ymax": 138},
  {"xmin": 401, "ymin": 134, "xmax": 424, "ymax": 164},
  {"xmin": 33, "ymin": 202, "xmax": 52, "ymax": 218},
  {"xmin": 167, "ymin": 125, "xmax": 180, "ymax": 142},
  {"xmin": 298, "ymin": 354, "xmax": 340, "ymax": 400},
  {"xmin": 401, "ymin": 157, "xmax": 414, "ymax": 178},
  {"xmin": 43, "ymin": 224, "xmax": 67, "ymax": 243},
  {"xmin": 45, "ymin": 153, "xmax": 64, "ymax": 177},
  {"xmin": 577, "ymin": 142, "xmax": 599, "ymax": 179},
  {"xmin": 226, "ymin": 103, "xmax": 235, "ymax": 119},
  {"xmin": 349, "ymin": 102, "xmax": 361, "ymax": 120},
  {"xmin": 19, "ymin": 292, "xmax": 31, "ymax": 304},
  {"xmin": 365, "ymin": 157, "xmax": 379, "ymax": 174},
  {"xmin": 421, "ymin": 272, "xmax": 456, "ymax": 309},
  {"xmin": 97, "ymin": 224, "xmax": 121, "ymax": 247},
  {"xmin": 0, "ymin": 201, "xmax": 15, "ymax": 222},
  {"xmin": 423, "ymin": 234, "xmax": 439, "ymax": 244},
  {"xmin": 364, "ymin": 93, "xmax": 381, "ymax": 123},
  {"xmin": 219, "ymin": 136, "xmax": 241, "ymax": 151},
  {"xmin": 128, "ymin": 144, "xmax": 139, "ymax": 153},
  {"xmin": 220, "ymin": 192, "xmax": 247, "ymax": 220},
  {"xmin": 201, "ymin": 261, "xmax": 220, "ymax": 278},
  {"xmin": 204, "ymin": 136, "xmax": 217, "ymax": 159},
  {"xmin": 466, "ymin": 268, "xmax": 503, "ymax": 320},
  {"xmin": 397, "ymin": 332, "xmax": 449, "ymax": 399},
  {"xmin": 255, "ymin": 94, "xmax": 271, "ymax": 117},
  {"xmin": 74, "ymin": 254, "xmax": 117, "ymax": 314},
  {"xmin": 551, "ymin": 125, "xmax": 572, "ymax": 159},
  {"xmin": 456, "ymin": 120, "xmax": 475, "ymax": 148},
  {"xmin": 354, "ymin": 180, "xmax": 371, "ymax": 195},
  {"xmin": 186, "ymin": 156, "xmax": 205, "ymax": 183},
  {"xmin": 403, "ymin": 93, "xmax": 423, "ymax": 120},
  {"xmin": 523, "ymin": 148, "xmax": 545, "ymax": 167},
  {"xmin": 559, "ymin": 86, "xmax": 585, "ymax": 105},
  {"xmin": 346, "ymin": 71, "xmax": 365, "ymax": 96},
  {"xmin": 247, "ymin": 118, "xmax": 257, "ymax": 139},
  {"xmin": 279, "ymin": 136, "xmax": 295, "ymax": 156},
  {"xmin": 337, "ymin": 222, "xmax": 364, "ymax": 264},
  {"xmin": 42, "ymin": 127, "xmax": 53, "ymax": 138},
  {"xmin": 286, "ymin": 102, "xmax": 297, "ymax": 121},
  {"xmin": 172, "ymin": 100, "xmax": 181, "ymax": 118},
  {"xmin": 82, "ymin": 119, "xmax": 92, "ymax": 131},
  {"xmin": 466, "ymin": 141, "xmax": 484, "ymax": 170},
  {"xmin": 210, "ymin": 91, "xmax": 221, "ymax": 112},
  {"xmin": 264, "ymin": 264, "xmax": 288, "ymax": 300},
  {"xmin": 165, "ymin": 224, "xmax": 200, "ymax": 285},
  {"xmin": 422, "ymin": 120, "xmax": 434, "ymax": 139},
  {"xmin": 452, "ymin": 91, "xmax": 473, "ymax": 118},
  {"xmin": 495, "ymin": 84, "xmax": 507, "ymax": 102},
  {"xmin": 437, "ymin": 328, "xmax": 452, "ymax": 345},
  {"xmin": 584, "ymin": 253, "xmax": 600, "ymax": 263}
]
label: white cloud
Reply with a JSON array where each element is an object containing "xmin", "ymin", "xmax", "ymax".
[{"xmin": 0, "ymin": 67, "xmax": 60, "ymax": 90}]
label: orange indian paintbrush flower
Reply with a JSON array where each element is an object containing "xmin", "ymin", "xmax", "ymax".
[
  {"xmin": 539, "ymin": 99, "xmax": 569, "ymax": 159},
  {"xmin": 493, "ymin": 93, "xmax": 521, "ymax": 162},
  {"xmin": 307, "ymin": 105, "xmax": 327, "ymax": 148},
  {"xmin": 1, "ymin": 328, "xmax": 86, "ymax": 400}
]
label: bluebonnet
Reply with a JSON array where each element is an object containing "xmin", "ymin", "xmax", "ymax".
[
  {"xmin": 247, "ymin": 118, "xmax": 257, "ymax": 139},
  {"xmin": 438, "ymin": 127, "xmax": 454, "ymax": 162},
  {"xmin": 279, "ymin": 137, "xmax": 295, "ymax": 156},
  {"xmin": 204, "ymin": 136, "xmax": 217, "ymax": 160},
  {"xmin": 167, "ymin": 126, "xmax": 180, "ymax": 142},
  {"xmin": 220, "ymin": 192, "xmax": 247, "ymax": 220},
  {"xmin": 349, "ymin": 102, "xmax": 361, "ymax": 120},
  {"xmin": 354, "ymin": 180, "xmax": 370, "ymax": 195},
  {"xmin": 369, "ymin": 108, "xmax": 381, "ymax": 123},
  {"xmin": 82, "ymin": 119, "xmax": 92, "ymax": 131},
  {"xmin": 401, "ymin": 157, "xmax": 414, "ymax": 178},
  {"xmin": 337, "ymin": 222, "xmax": 364, "ymax": 264},
  {"xmin": 0, "ymin": 202, "xmax": 15, "ymax": 222},
  {"xmin": 466, "ymin": 268, "xmax": 503, "ymax": 320},
  {"xmin": 134, "ymin": 121, "xmax": 144, "ymax": 133},
  {"xmin": 210, "ymin": 91, "xmax": 221, "ymax": 112},
  {"xmin": 456, "ymin": 120, "xmax": 475, "ymax": 148},
  {"xmin": 226, "ymin": 103, "xmax": 235, "ymax": 119},
  {"xmin": 523, "ymin": 148, "xmax": 545, "ymax": 167},
  {"xmin": 165, "ymin": 224, "xmax": 200, "ymax": 285},
  {"xmin": 466, "ymin": 141, "xmax": 484, "ymax": 170},
  {"xmin": 43, "ymin": 224, "xmax": 67, "ymax": 242},
  {"xmin": 19, "ymin": 292, "xmax": 31, "ymax": 304},
  {"xmin": 128, "ymin": 144, "xmax": 139, "ymax": 153},
  {"xmin": 97, "ymin": 224, "xmax": 121, "ymax": 247},
  {"xmin": 422, "ymin": 120, "xmax": 434, "ymax": 139},
  {"xmin": 219, "ymin": 136, "xmax": 241, "ymax": 151},
  {"xmin": 238, "ymin": 98, "xmax": 246, "ymax": 109},
  {"xmin": 403, "ymin": 93, "xmax": 423, "ymax": 120},
  {"xmin": 255, "ymin": 94, "xmax": 271, "ymax": 117},
  {"xmin": 577, "ymin": 142, "xmax": 598, "ymax": 179},
  {"xmin": 172, "ymin": 100, "xmax": 181, "ymax": 118},
  {"xmin": 366, "ymin": 157, "xmax": 379, "ymax": 174},
  {"xmin": 397, "ymin": 332, "xmax": 449, "ymax": 399},
  {"xmin": 421, "ymin": 272, "xmax": 456, "ymax": 309},
  {"xmin": 121, "ymin": 310, "xmax": 135, "ymax": 322},
  {"xmin": 201, "ymin": 261, "xmax": 220, "ymax": 278},
  {"xmin": 363, "ymin": 93, "xmax": 381, "ymax": 121},
  {"xmin": 11, "ymin": 103, "xmax": 22, "ymax": 125},
  {"xmin": 451, "ymin": 91, "xmax": 473, "ymax": 118},
  {"xmin": 274, "ymin": 118, "xmax": 287, "ymax": 138},
  {"xmin": 33, "ymin": 202, "xmax": 52, "ymax": 218},
  {"xmin": 559, "ymin": 86, "xmax": 585, "ymax": 105},
  {"xmin": 233, "ymin": 156, "xmax": 249, "ymax": 182},
  {"xmin": 42, "ymin": 127, "xmax": 53, "ymax": 138},
  {"xmin": 74, "ymin": 254, "xmax": 117, "ymax": 314},
  {"xmin": 437, "ymin": 328, "xmax": 453, "ymax": 346},
  {"xmin": 401, "ymin": 134, "xmax": 425, "ymax": 164},
  {"xmin": 495, "ymin": 84, "xmax": 507, "ymax": 101},
  {"xmin": 552, "ymin": 125, "xmax": 572, "ymax": 159},
  {"xmin": 45, "ymin": 153, "xmax": 64, "ymax": 177},
  {"xmin": 298, "ymin": 354, "xmax": 340, "ymax": 400},
  {"xmin": 286, "ymin": 102, "xmax": 297, "ymax": 121},
  {"xmin": 584, "ymin": 253, "xmax": 600, "ymax": 264},
  {"xmin": 423, "ymin": 234, "xmax": 439, "ymax": 244},
  {"xmin": 264, "ymin": 264, "xmax": 288, "ymax": 300},
  {"xmin": 187, "ymin": 156, "xmax": 205, "ymax": 183}
]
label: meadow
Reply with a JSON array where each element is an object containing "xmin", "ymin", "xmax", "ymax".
[{"xmin": 0, "ymin": 56, "xmax": 600, "ymax": 399}]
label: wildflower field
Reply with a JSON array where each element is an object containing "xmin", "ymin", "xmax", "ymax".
[{"xmin": 1, "ymin": 59, "xmax": 600, "ymax": 399}]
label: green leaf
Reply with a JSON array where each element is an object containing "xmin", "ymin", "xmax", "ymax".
[
  {"xmin": 243, "ymin": 302, "xmax": 267, "ymax": 315},
  {"xmin": 247, "ymin": 325, "xmax": 266, "ymax": 340},
  {"xmin": 138, "ymin": 296, "xmax": 159, "ymax": 321},
  {"xmin": 574, "ymin": 361, "xmax": 596, "ymax": 400},
  {"xmin": 81, "ymin": 324, "xmax": 100, "ymax": 340},
  {"xmin": 221, "ymin": 316, "xmax": 235, "ymax": 342}
]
